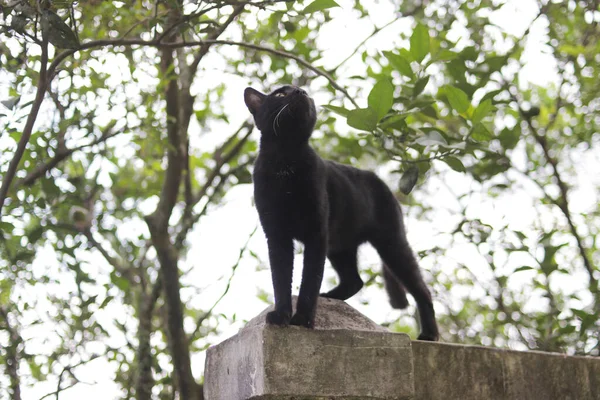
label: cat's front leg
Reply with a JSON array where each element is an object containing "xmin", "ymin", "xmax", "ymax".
[
  {"xmin": 265, "ymin": 235, "xmax": 294, "ymax": 326},
  {"xmin": 291, "ymin": 232, "xmax": 327, "ymax": 328}
]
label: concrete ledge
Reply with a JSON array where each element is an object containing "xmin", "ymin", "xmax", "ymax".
[
  {"xmin": 413, "ymin": 341, "xmax": 600, "ymax": 400},
  {"xmin": 204, "ymin": 298, "xmax": 414, "ymax": 400},
  {"xmin": 204, "ymin": 298, "xmax": 600, "ymax": 399},
  {"xmin": 205, "ymin": 326, "xmax": 413, "ymax": 400}
]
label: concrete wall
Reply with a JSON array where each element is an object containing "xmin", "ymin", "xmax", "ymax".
[
  {"xmin": 204, "ymin": 298, "xmax": 600, "ymax": 399},
  {"xmin": 413, "ymin": 341, "xmax": 600, "ymax": 400}
]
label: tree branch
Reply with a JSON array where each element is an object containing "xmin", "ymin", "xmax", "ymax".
[
  {"xmin": 37, "ymin": 354, "xmax": 102, "ymax": 400},
  {"xmin": 82, "ymin": 228, "xmax": 135, "ymax": 284},
  {"xmin": 175, "ymin": 122, "xmax": 253, "ymax": 249},
  {"xmin": 135, "ymin": 274, "xmax": 161, "ymax": 400},
  {"xmin": 144, "ymin": 8, "xmax": 198, "ymax": 398},
  {"xmin": 332, "ymin": 16, "xmax": 402, "ymax": 72},
  {"xmin": 188, "ymin": 226, "xmax": 258, "ymax": 342},
  {"xmin": 156, "ymin": 0, "xmax": 290, "ymax": 42},
  {"xmin": 192, "ymin": 122, "xmax": 253, "ymax": 206},
  {"xmin": 46, "ymin": 39, "xmax": 356, "ymax": 107},
  {"xmin": 507, "ymin": 90, "xmax": 597, "ymax": 297},
  {"xmin": 176, "ymin": 157, "xmax": 254, "ymax": 253},
  {"xmin": 190, "ymin": 4, "xmax": 245, "ymax": 73},
  {"xmin": 15, "ymin": 125, "xmax": 123, "ymax": 189},
  {"xmin": 0, "ymin": 32, "xmax": 49, "ymax": 216},
  {"xmin": 0, "ymin": 306, "xmax": 22, "ymax": 400},
  {"xmin": 1, "ymin": 14, "xmax": 355, "ymax": 216}
]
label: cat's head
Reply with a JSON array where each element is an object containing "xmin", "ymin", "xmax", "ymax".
[{"xmin": 244, "ymin": 85, "xmax": 316, "ymax": 143}]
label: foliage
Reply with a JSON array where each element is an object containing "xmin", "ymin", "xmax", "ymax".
[{"xmin": 0, "ymin": 0, "xmax": 598, "ymax": 399}]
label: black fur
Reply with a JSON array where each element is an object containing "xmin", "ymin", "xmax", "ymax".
[{"xmin": 244, "ymin": 85, "xmax": 439, "ymax": 341}]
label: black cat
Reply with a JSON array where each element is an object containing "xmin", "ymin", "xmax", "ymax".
[{"xmin": 244, "ymin": 85, "xmax": 439, "ymax": 341}]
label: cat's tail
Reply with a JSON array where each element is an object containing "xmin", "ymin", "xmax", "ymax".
[{"xmin": 383, "ymin": 263, "xmax": 409, "ymax": 309}]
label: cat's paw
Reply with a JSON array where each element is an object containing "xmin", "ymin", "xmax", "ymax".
[
  {"xmin": 290, "ymin": 312, "xmax": 314, "ymax": 328},
  {"xmin": 319, "ymin": 291, "xmax": 344, "ymax": 300},
  {"xmin": 266, "ymin": 310, "xmax": 291, "ymax": 326},
  {"xmin": 417, "ymin": 332, "xmax": 439, "ymax": 341}
]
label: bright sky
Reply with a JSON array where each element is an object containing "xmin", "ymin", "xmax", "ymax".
[{"xmin": 4, "ymin": 0, "xmax": 598, "ymax": 399}]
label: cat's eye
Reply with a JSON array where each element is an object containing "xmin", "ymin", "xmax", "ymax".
[{"xmin": 274, "ymin": 92, "xmax": 286, "ymax": 97}]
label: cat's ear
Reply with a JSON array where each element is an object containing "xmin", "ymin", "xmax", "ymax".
[{"xmin": 244, "ymin": 87, "xmax": 266, "ymax": 115}]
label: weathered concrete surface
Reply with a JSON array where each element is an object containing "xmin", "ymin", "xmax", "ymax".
[
  {"xmin": 413, "ymin": 341, "xmax": 600, "ymax": 400},
  {"xmin": 244, "ymin": 296, "xmax": 387, "ymax": 332},
  {"xmin": 205, "ymin": 297, "xmax": 600, "ymax": 399},
  {"xmin": 204, "ymin": 297, "xmax": 413, "ymax": 400}
]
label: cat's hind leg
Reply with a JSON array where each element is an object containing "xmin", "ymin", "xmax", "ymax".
[
  {"xmin": 320, "ymin": 248, "xmax": 363, "ymax": 300},
  {"xmin": 371, "ymin": 236, "xmax": 439, "ymax": 341},
  {"xmin": 382, "ymin": 264, "xmax": 409, "ymax": 309}
]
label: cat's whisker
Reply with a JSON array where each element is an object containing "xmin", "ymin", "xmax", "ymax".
[{"xmin": 273, "ymin": 103, "xmax": 289, "ymax": 135}]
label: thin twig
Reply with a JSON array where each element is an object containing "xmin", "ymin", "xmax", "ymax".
[
  {"xmin": 15, "ymin": 126, "xmax": 123, "ymax": 188},
  {"xmin": 0, "ymin": 306, "xmax": 22, "ymax": 400},
  {"xmin": 83, "ymin": 228, "xmax": 134, "ymax": 283},
  {"xmin": 175, "ymin": 123, "xmax": 253, "ymax": 249},
  {"xmin": 188, "ymin": 225, "xmax": 258, "ymax": 342},
  {"xmin": 190, "ymin": 4, "xmax": 245, "ymax": 72},
  {"xmin": 332, "ymin": 17, "xmax": 401, "ymax": 72},
  {"xmin": 0, "ymin": 34, "xmax": 356, "ymax": 215},
  {"xmin": 46, "ymin": 39, "xmax": 357, "ymax": 107},
  {"xmin": 192, "ymin": 157, "xmax": 255, "ymax": 225},
  {"xmin": 0, "ymin": 31, "xmax": 49, "ymax": 215},
  {"xmin": 507, "ymin": 88, "xmax": 597, "ymax": 297},
  {"xmin": 38, "ymin": 355, "xmax": 102, "ymax": 400},
  {"xmin": 156, "ymin": 0, "xmax": 290, "ymax": 42}
]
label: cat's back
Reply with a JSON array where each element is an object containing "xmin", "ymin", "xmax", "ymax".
[
  {"xmin": 324, "ymin": 160, "xmax": 384, "ymax": 197},
  {"xmin": 324, "ymin": 160, "xmax": 400, "ymax": 247}
]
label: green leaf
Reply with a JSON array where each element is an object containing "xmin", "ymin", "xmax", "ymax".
[
  {"xmin": 399, "ymin": 166, "xmax": 419, "ymax": 194},
  {"xmin": 0, "ymin": 280, "xmax": 13, "ymax": 305},
  {"xmin": 368, "ymin": 79, "xmax": 394, "ymax": 121},
  {"xmin": 559, "ymin": 325, "xmax": 577, "ymax": 335},
  {"xmin": 442, "ymin": 156, "xmax": 466, "ymax": 172},
  {"xmin": 303, "ymin": 0, "xmax": 339, "ymax": 13},
  {"xmin": 41, "ymin": 9, "xmax": 80, "ymax": 49},
  {"xmin": 498, "ymin": 126, "xmax": 521, "ymax": 150},
  {"xmin": 471, "ymin": 123, "xmax": 494, "ymax": 141},
  {"xmin": 99, "ymin": 295, "xmax": 115, "ymax": 309},
  {"xmin": 415, "ymin": 130, "xmax": 447, "ymax": 147},
  {"xmin": 408, "ymin": 98, "xmax": 436, "ymax": 110},
  {"xmin": 413, "ymin": 76, "xmax": 430, "ymax": 97},
  {"xmin": 28, "ymin": 359, "xmax": 45, "ymax": 380},
  {"xmin": 448, "ymin": 59, "xmax": 466, "ymax": 82},
  {"xmin": 445, "ymin": 86, "xmax": 470, "ymax": 114},
  {"xmin": 0, "ymin": 221, "xmax": 15, "ymax": 236},
  {"xmin": 514, "ymin": 266, "xmax": 534, "ymax": 273},
  {"xmin": 379, "ymin": 114, "xmax": 407, "ymax": 130},
  {"xmin": 383, "ymin": 51, "xmax": 415, "ymax": 80},
  {"xmin": 1, "ymin": 96, "xmax": 20, "ymax": 110},
  {"xmin": 110, "ymin": 271, "xmax": 130, "ymax": 292},
  {"xmin": 472, "ymin": 99, "xmax": 493, "ymax": 124},
  {"xmin": 433, "ymin": 49, "xmax": 458, "ymax": 62},
  {"xmin": 28, "ymin": 226, "xmax": 44, "ymax": 244},
  {"xmin": 486, "ymin": 55, "xmax": 508, "ymax": 72},
  {"xmin": 322, "ymin": 105, "xmax": 350, "ymax": 117},
  {"xmin": 410, "ymin": 23, "xmax": 430, "ymax": 63},
  {"xmin": 347, "ymin": 108, "xmax": 378, "ymax": 132},
  {"xmin": 460, "ymin": 46, "xmax": 478, "ymax": 61},
  {"xmin": 481, "ymin": 89, "xmax": 503, "ymax": 103}
]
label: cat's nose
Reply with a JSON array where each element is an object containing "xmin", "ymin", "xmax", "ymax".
[{"xmin": 294, "ymin": 87, "xmax": 307, "ymax": 96}]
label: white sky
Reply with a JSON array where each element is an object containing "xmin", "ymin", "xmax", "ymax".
[{"xmin": 3, "ymin": 0, "xmax": 599, "ymax": 399}]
